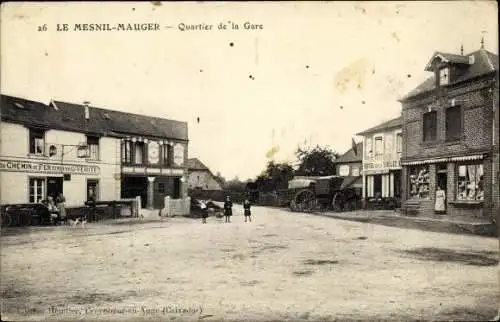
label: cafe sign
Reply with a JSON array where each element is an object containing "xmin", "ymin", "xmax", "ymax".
[
  {"xmin": 0, "ymin": 159, "xmax": 100, "ymax": 175},
  {"xmin": 363, "ymin": 159, "xmax": 401, "ymax": 170}
]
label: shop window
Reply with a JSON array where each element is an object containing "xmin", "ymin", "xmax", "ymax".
[
  {"xmin": 423, "ymin": 111, "xmax": 437, "ymax": 142},
  {"xmin": 409, "ymin": 165, "xmax": 430, "ymax": 199},
  {"xmin": 86, "ymin": 135, "xmax": 100, "ymax": 160},
  {"xmin": 87, "ymin": 179, "xmax": 99, "ymax": 201},
  {"xmin": 29, "ymin": 128, "xmax": 45, "ymax": 155},
  {"xmin": 29, "ymin": 177, "xmax": 45, "ymax": 203},
  {"xmin": 121, "ymin": 141, "xmax": 132, "ymax": 164},
  {"xmin": 457, "ymin": 163, "xmax": 484, "ymax": 201},
  {"xmin": 396, "ymin": 133, "xmax": 403, "ymax": 153},
  {"xmin": 445, "ymin": 106, "xmax": 462, "ymax": 141}
]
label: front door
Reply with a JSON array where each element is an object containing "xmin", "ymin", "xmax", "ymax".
[
  {"xmin": 46, "ymin": 177, "xmax": 63, "ymax": 200},
  {"xmin": 173, "ymin": 177, "xmax": 181, "ymax": 199}
]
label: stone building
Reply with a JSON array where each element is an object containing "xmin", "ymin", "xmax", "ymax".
[
  {"xmin": 399, "ymin": 44, "xmax": 498, "ymax": 221},
  {"xmin": 187, "ymin": 158, "xmax": 223, "ymax": 190},
  {"xmin": 0, "ymin": 94, "xmax": 189, "ymax": 210}
]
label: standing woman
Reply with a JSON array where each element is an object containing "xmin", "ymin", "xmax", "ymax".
[
  {"xmin": 56, "ymin": 192, "xmax": 67, "ymax": 221},
  {"xmin": 223, "ymin": 196, "xmax": 233, "ymax": 223},
  {"xmin": 434, "ymin": 186, "xmax": 446, "ymax": 214},
  {"xmin": 243, "ymin": 198, "xmax": 252, "ymax": 222},
  {"xmin": 200, "ymin": 200, "xmax": 208, "ymax": 224}
]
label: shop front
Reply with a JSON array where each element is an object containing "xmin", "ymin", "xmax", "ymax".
[
  {"xmin": 403, "ymin": 154, "xmax": 487, "ymax": 218},
  {"xmin": 362, "ymin": 159, "xmax": 402, "ymax": 209},
  {"xmin": 0, "ymin": 158, "xmax": 105, "ymax": 207}
]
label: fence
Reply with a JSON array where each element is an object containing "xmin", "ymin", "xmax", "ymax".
[{"xmin": 162, "ymin": 196, "xmax": 191, "ymax": 217}]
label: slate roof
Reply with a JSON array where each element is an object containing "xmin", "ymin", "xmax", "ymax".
[
  {"xmin": 356, "ymin": 116, "xmax": 402, "ymax": 136},
  {"xmin": 187, "ymin": 158, "xmax": 210, "ymax": 171},
  {"xmin": 401, "ymin": 49, "xmax": 498, "ymax": 101},
  {"xmin": 1, "ymin": 94, "xmax": 188, "ymax": 141},
  {"xmin": 334, "ymin": 142, "xmax": 363, "ymax": 164}
]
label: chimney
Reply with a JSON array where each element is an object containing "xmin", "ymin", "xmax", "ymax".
[{"xmin": 83, "ymin": 101, "xmax": 90, "ymax": 120}]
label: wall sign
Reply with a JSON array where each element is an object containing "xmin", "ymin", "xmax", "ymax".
[
  {"xmin": 339, "ymin": 165, "xmax": 350, "ymax": 176},
  {"xmin": 148, "ymin": 141, "xmax": 160, "ymax": 164},
  {"xmin": 351, "ymin": 167, "xmax": 360, "ymax": 177},
  {"xmin": 0, "ymin": 159, "xmax": 100, "ymax": 175},
  {"xmin": 173, "ymin": 144, "xmax": 184, "ymax": 166}
]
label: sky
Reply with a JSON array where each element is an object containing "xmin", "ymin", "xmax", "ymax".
[{"xmin": 1, "ymin": 1, "xmax": 498, "ymax": 181}]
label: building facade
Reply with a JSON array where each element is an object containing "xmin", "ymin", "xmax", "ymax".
[
  {"xmin": 399, "ymin": 46, "xmax": 498, "ymax": 221},
  {"xmin": 333, "ymin": 141, "xmax": 363, "ymax": 193},
  {"xmin": 357, "ymin": 117, "xmax": 403, "ymax": 208},
  {"xmin": 187, "ymin": 158, "xmax": 223, "ymax": 190},
  {"xmin": 0, "ymin": 95, "xmax": 189, "ymax": 210}
]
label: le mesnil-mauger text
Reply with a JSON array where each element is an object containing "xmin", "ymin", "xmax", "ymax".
[{"xmin": 56, "ymin": 23, "xmax": 160, "ymax": 32}]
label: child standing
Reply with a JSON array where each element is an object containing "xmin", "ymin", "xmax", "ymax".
[
  {"xmin": 200, "ymin": 200, "xmax": 208, "ymax": 224},
  {"xmin": 223, "ymin": 196, "xmax": 233, "ymax": 223},
  {"xmin": 243, "ymin": 198, "xmax": 252, "ymax": 222}
]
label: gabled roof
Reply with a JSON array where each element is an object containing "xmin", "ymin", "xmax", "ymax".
[
  {"xmin": 356, "ymin": 116, "xmax": 402, "ymax": 136},
  {"xmin": 424, "ymin": 52, "xmax": 471, "ymax": 71},
  {"xmin": 1, "ymin": 94, "xmax": 188, "ymax": 141},
  {"xmin": 187, "ymin": 158, "xmax": 210, "ymax": 171},
  {"xmin": 401, "ymin": 49, "xmax": 498, "ymax": 101},
  {"xmin": 334, "ymin": 142, "xmax": 363, "ymax": 163}
]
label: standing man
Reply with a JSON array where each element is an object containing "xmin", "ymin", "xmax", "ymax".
[{"xmin": 223, "ymin": 196, "xmax": 233, "ymax": 223}]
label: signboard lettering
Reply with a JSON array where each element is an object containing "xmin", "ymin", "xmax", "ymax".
[{"xmin": 0, "ymin": 159, "xmax": 100, "ymax": 175}]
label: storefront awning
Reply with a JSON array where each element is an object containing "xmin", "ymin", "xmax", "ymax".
[
  {"xmin": 340, "ymin": 176, "xmax": 362, "ymax": 190},
  {"xmin": 401, "ymin": 154, "xmax": 483, "ymax": 166}
]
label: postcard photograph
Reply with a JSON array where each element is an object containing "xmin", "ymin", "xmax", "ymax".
[{"xmin": 0, "ymin": 1, "xmax": 499, "ymax": 321}]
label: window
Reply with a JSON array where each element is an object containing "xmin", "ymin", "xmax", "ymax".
[
  {"xmin": 445, "ymin": 106, "xmax": 462, "ymax": 141},
  {"xmin": 134, "ymin": 142, "xmax": 145, "ymax": 164},
  {"xmin": 121, "ymin": 141, "xmax": 132, "ymax": 164},
  {"xmin": 423, "ymin": 111, "xmax": 437, "ymax": 142},
  {"xmin": 374, "ymin": 137, "xmax": 383, "ymax": 156},
  {"xmin": 365, "ymin": 138, "xmax": 373, "ymax": 158},
  {"xmin": 457, "ymin": 163, "xmax": 484, "ymax": 201},
  {"xmin": 87, "ymin": 180, "xmax": 99, "ymax": 200},
  {"xmin": 409, "ymin": 165, "xmax": 430, "ymax": 199},
  {"xmin": 162, "ymin": 144, "xmax": 172, "ymax": 165},
  {"xmin": 396, "ymin": 133, "xmax": 403, "ymax": 153},
  {"xmin": 439, "ymin": 67, "xmax": 449, "ymax": 86},
  {"xmin": 29, "ymin": 128, "xmax": 45, "ymax": 155},
  {"xmin": 29, "ymin": 178, "xmax": 45, "ymax": 203},
  {"xmin": 86, "ymin": 135, "xmax": 100, "ymax": 160}
]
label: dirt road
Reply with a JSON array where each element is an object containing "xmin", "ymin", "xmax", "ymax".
[{"xmin": 1, "ymin": 206, "xmax": 498, "ymax": 321}]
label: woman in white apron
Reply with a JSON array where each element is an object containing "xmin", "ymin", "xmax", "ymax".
[{"xmin": 434, "ymin": 186, "xmax": 446, "ymax": 214}]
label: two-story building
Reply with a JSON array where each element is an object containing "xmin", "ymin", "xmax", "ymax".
[
  {"xmin": 399, "ymin": 44, "xmax": 498, "ymax": 221},
  {"xmin": 333, "ymin": 141, "xmax": 363, "ymax": 193},
  {"xmin": 356, "ymin": 116, "xmax": 403, "ymax": 209},
  {"xmin": 0, "ymin": 94, "xmax": 189, "ymax": 210},
  {"xmin": 187, "ymin": 158, "xmax": 223, "ymax": 191}
]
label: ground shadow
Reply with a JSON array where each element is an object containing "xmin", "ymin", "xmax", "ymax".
[
  {"xmin": 401, "ymin": 247, "xmax": 499, "ymax": 266},
  {"xmin": 303, "ymin": 259, "xmax": 339, "ymax": 266}
]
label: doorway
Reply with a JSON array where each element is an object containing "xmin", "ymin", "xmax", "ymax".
[
  {"xmin": 436, "ymin": 164, "xmax": 448, "ymax": 214},
  {"xmin": 46, "ymin": 177, "xmax": 63, "ymax": 200},
  {"xmin": 173, "ymin": 177, "xmax": 181, "ymax": 199},
  {"xmin": 121, "ymin": 176, "xmax": 148, "ymax": 208}
]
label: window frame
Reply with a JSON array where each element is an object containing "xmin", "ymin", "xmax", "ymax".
[
  {"xmin": 86, "ymin": 135, "xmax": 100, "ymax": 160},
  {"xmin": 134, "ymin": 142, "xmax": 145, "ymax": 165},
  {"xmin": 456, "ymin": 162, "xmax": 484, "ymax": 201},
  {"xmin": 439, "ymin": 67, "xmax": 449, "ymax": 86},
  {"xmin": 121, "ymin": 140, "xmax": 132, "ymax": 164},
  {"xmin": 396, "ymin": 132, "xmax": 403, "ymax": 154},
  {"xmin": 28, "ymin": 177, "xmax": 46, "ymax": 203},
  {"xmin": 29, "ymin": 128, "xmax": 46, "ymax": 155},
  {"xmin": 408, "ymin": 165, "xmax": 431, "ymax": 199},
  {"xmin": 87, "ymin": 179, "xmax": 100, "ymax": 201},
  {"xmin": 365, "ymin": 137, "xmax": 373, "ymax": 159},
  {"xmin": 423, "ymin": 111, "xmax": 437, "ymax": 142},
  {"xmin": 374, "ymin": 136, "xmax": 383, "ymax": 156},
  {"xmin": 445, "ymin": 105, "xmax": 462, "ymax": 142}
]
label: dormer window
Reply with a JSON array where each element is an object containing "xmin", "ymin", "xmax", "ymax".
[{"xmin": 439, "ymin": 67, "xmax": 449, "ymax": 85}]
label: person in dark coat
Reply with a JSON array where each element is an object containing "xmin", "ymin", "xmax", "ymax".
[
  {"xmin": 243, "ymin": 198, "xmax": 252, "ymax": 222},
  {"xmin": 223, "ymin": 196, "xmax": 233, "ymax": 223}
]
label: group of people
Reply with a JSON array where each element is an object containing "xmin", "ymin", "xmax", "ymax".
[
  {"xmin": 39, "ymin": 193, "xmax": 67, "ymax": 224},
  {"xmin": 199, "ymin": 196, "xmax": 252, "ymax": 224}
]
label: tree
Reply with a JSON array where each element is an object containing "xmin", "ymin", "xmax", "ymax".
[
  {"xmin": 214, "ymin": 172, "xmax": 227, "ymax": 188},
  {"xmin": 295, "ymin": 145, "xmax": 340, "ymax": 176},
  {"xmin": 254, "ymin": 161, "xmax": 295, "ymax": 192}
]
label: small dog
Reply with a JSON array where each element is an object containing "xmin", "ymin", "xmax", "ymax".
[{"xmin": 68, "ymin": 215, "xmax": 87, "ymax": 228}]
